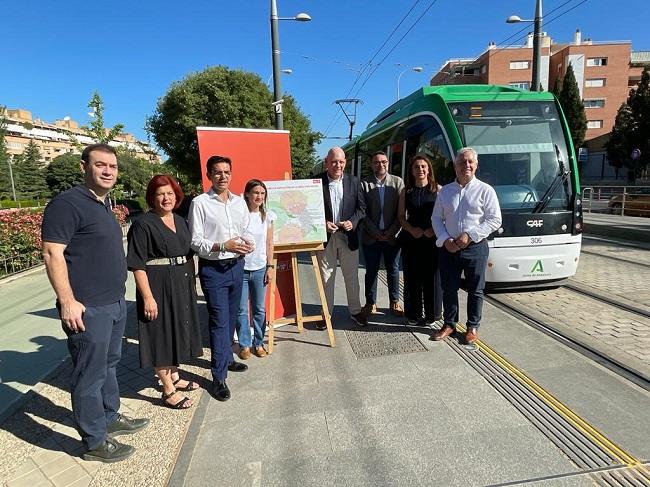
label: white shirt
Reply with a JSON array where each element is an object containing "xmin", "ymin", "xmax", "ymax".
[
  {"xmin": 431, "ymin": 177, "xmax": 502, "ymax": 248},
  {"xmin": 328, "ymin": 175, "xmax": 344, "ymax": 223},
  {"xmin": 244, "ymin": 211, "xmax": 275, "ymax": 271},
  {"xmin": 188, "ymin": 189, "xmax": 252, "ymax": 260}
]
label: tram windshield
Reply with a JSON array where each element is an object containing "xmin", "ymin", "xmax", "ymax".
[{"xmin": 448, "ymin": 101, "xmax": 574, "ymax": 213}]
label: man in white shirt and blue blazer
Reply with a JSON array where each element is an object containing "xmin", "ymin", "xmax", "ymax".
[{"xmin": 431, "ymin": 147, "xmax": 502, "ymax": 344}]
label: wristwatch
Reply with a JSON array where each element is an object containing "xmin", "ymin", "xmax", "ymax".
[{"xmin": 266, "ymin": 264, "xmax": 275, "ymax": 269}]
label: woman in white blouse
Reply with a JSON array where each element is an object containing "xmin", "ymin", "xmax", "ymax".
[{"xmin": 236, "ymin": 179, "xmax": 275, "ymax": 359}]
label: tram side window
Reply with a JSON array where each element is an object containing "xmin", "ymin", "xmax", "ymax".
[
  {"xmin": 358, "ymin": 130, "xmax": 392, "ymax": 180},
  {"xmin": 344, "ymin": 148, "xmax": 356, "ymax": 176},
  {"xmin": 389, "ymin": 142, "xmax": 403, "ymax": 178},
  {"xmin": 403, "ymin": 116, "xmax": 453, "ymax": 184}
]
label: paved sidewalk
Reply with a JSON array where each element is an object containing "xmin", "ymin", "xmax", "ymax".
[{"xmin": 169, "ymin": 261, "xmax": 650, "ymax": 486}]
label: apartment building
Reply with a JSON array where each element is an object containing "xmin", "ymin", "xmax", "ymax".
[
  {"xmin": 430, "ymin": 30, "xmax": 646, "ymax": 143},
  {"xmin": 2, "ymin": 108, "xmax": 160, "ymax": 163}
]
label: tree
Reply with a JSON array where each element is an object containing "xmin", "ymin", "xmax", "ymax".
[
  {"xmin": 557, "ymin": 64, "xmax": 587, "ymax": 151},
  {"xmin": 68, "ymin": 92, "xmax": 124, "ymax": 150},
  {"xmin": 147, "ymin": 66, "xmax": 321, "ymax": 184},
  {"xmin": 627, "ymin": 67, "xmax": 650, "ymax": 175},
  {"xmin": 605, "ymin": 103, "xmax": 634, "ymax": 175},
  {"xmin": 0, "ymin": 108, "xmax": 16, "ymax": 200},
  {"xmin": 552, "ymin": 76, "xmax": 562, "ymax": 99},
  {"xmin": 14, "ymin": 140, "xmax": 49, "ymax": 199},
  {"xmin": 115, "ymin": 149, "xmax": 155, "ymax": 197},
  {"xmin": 46, "ymin": 153, "xmax": 83, "ymax": 195}
]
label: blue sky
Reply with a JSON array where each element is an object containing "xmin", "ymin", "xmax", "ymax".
[{"xmin": 2, "ymin": 0, "xmax": 648, "ymax": 158}]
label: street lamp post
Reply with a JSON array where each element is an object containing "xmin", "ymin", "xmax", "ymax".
[
  {"xmin": 397, "ymin": 66, "xmax": 424, "ymax": 100},
  {"xmin": 270, "ymin": 0, "xmax": 310, "ymax": 130},
  {"xmin": 266, "ymin": 68, "xmax": 292, "ymax": 87},
  {"xmin": 507, "ymin": 0, "xmax": 543, "ymax": 91}
]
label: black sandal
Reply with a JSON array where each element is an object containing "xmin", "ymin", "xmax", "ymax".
[
  {"xmin": 162, "ymin": 389, "xmax": 192, "ymax": 409},
  {"xmin": 173, "ymin": 378, "xmax": 200, "ymax": 392}
]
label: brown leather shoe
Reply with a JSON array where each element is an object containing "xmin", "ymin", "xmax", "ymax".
[
  {"xmin": 253, "ymin": 346, "xmax": 268, "ymax": 358},
  {"xmin": 465, "ymin": 327, "xmax": 479, "ymax": 344},
  {"xmin": 389, "ymin": 301, "xmax": 404, "ymax": 317},
  {"xmin": 238, "ymin": 347, "xmax": 252, "ymax": 360},
  {"xmin": 431, "ymin": 325, "xmax": 455, "ymax": 341}
]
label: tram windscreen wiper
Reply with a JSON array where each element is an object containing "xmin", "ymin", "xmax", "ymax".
[{"xmin": 532, "ymin": 145, "xmax": 570, "ymax": 214}]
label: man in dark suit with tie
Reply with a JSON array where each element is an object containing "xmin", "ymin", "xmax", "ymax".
[
  {"xmin": 316, "ymin": 147, "xmax": 368, "ymax": 326},
  {"xmin": 360, "ymin": 151, "xmax": 405, "ymax": 318}
]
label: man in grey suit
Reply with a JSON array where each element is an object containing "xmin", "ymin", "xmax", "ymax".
[{"xmin": 360, "ymin": 151, "xmax": 405, "ymax": 317}]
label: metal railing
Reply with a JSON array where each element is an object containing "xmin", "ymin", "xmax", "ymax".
[
  {"xmin": 581, "ymin": 185, "xmax": 650, "ymax": 217},
  {"xmin": 0, "ymin": 253, "xmax": 43, "ymax": 278}
]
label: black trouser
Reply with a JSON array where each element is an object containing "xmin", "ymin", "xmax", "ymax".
[
  {"xmin": 63, "ymin": 299, "xmax": 127, "ymax": 450},
  {"xmin": 401, "ymin": 237, "xmax": 442, "ymax": 321}
]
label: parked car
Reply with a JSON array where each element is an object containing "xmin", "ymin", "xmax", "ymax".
[{"xmin": 608, "ymin": 188, "xmax": 650, "ymax": 217}]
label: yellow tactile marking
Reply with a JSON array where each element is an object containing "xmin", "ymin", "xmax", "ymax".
[{"xmin": 454, "ymin": 323, "xmax": 649, "ymax": 476}]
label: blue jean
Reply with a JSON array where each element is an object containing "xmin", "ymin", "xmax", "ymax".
[
  {"xmin": 439, "ymin": 240, "xmax": 489, "ymax": 329},
  {"xmin": 362, "ymin": 240, "xmax": 401, "ymax": 305},
  {"xmin": 236, "ymin": 267, "xmax": 267, "ymax": 348},
  {"xmin": 198, "ymin": 258, "xmax": 244, "ymax": 382},
  {"xmin": 62, "ymin": 298, "xmax": 127, "ymax": 450}
]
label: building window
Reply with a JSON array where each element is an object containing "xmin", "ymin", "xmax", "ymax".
[
  {"xmin": 586, "ymin": 57, "xmax": 607, "ymax": 67},
  {"xmin": 587, "ymin": 120, "xmax": 603, "ymax": 129},
  {"xmin": 509, "ymin": 81, "xmax": 530, "ymax": 90},
  {"xmin": 584, "ymin": 99, "xmax": 605, "ymax": 109},
  {"xmin": 585, "ymin": 78, "xmax": 605, "ymax": 87},
  {"xmin": 509, "ymin": 61, "xmax": 530, "ymax": 70}
]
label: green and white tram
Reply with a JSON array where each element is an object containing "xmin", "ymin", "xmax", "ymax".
[{"xmin": 342, "ymin": 85, "xmax": 583, "ymax": 288}]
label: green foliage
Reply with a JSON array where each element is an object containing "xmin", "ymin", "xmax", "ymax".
[
  {"xmin": 68, "ymin": 91, "xmax": 125, "ymax": 150},
  {"xmin": 115, "ymin": 148, "xmax": 155, "ymax": 198},
  {"xmin": 606, "ymin": 103, "xmax": 634, "ymax": 171},
  {"xmin": 147, "ymin": 66, "xmax": 321, "ymax": 183},
  {"xmin": 13, "ymin": 140, "xmax": 49, "ymax": 199},
  {"xmin": 557, "ymin": 64, "xmax": 587, "ymax": 151},
  {"xmin": 0, "ymin": 111, "xmax": 15, "ymax": 200},
  {"xmin": 552, "ymin": 76, "xmax": 562, "ymax": 99},
  {"xmin": 606, "ymin": 67, "xmax": 650, "ymax": 180},
  {"xmin": 46, "ymin": 153, "xmax": 83, "ymax": 195}
]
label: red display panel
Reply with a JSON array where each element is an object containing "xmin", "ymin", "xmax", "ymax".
[{"xmin": 195, "ymin": 127, "xmax": 296, "ymax": 319}]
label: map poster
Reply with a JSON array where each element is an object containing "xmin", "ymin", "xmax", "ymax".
[{"xmin": 265, "ymin": 179, "xmax": 327, "ymax": 246}]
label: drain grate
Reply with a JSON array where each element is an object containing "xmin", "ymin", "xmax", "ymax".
[{"xmin": 345, "ymin": 329, "xmax": 427, "ymax": 359}]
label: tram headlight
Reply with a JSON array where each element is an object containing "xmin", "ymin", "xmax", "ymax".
[
  {"xmin": 576, "ymin": 198, "xmax": 581, "ymax": 206},
  {"xmin": 575, "ymin": 222, "xmax": 582, "ymax": 231},
  {"xmin": 497, "ymin": 227, "xmax": 504, "ymax": 234},
  {"xmin": 575, "ymin": 211, "xmax": 581, "ymax": 217},
  {"xmin": 561, "ymin": 224, "xmax": 567, "ymax": 231}
]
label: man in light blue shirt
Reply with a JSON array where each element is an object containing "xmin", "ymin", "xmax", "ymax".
[{"xmin": 431, "ymin": 147, "xmax": 502, "ymax": 344}]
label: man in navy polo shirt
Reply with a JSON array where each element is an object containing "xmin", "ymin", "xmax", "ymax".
[{"xmin": 42, "ymin": 143, "xmax": 149, "ymax": 463}]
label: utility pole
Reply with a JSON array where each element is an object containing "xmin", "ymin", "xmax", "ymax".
[{"xmin": 335, "ymin": 99, "xmax": 361, "ymax": 141}]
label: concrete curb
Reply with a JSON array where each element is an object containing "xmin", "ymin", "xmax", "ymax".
[{"xmin": 166, "ymin": 388, "xmax": 211, "ymax": 487}]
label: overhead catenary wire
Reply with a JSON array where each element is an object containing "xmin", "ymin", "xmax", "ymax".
[{"xmin": 321, "ymin": 0, "xmax": 424, "ymax": 137}]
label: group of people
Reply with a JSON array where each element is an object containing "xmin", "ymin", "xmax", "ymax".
[
  {"xmin": 40, "ymin": 141, "xmax": 501, "ymax": 464},
  {"xmin": 315, "ymin": 146, "xmax": 502, "ymax": 347}
]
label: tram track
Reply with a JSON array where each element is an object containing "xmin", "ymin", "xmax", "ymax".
[{"xmin": 485, "ymin": 290, "xmax": 650, "ymax": 391}]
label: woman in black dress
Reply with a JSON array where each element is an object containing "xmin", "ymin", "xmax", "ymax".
[
  {"xmin": 398, "ymin": 154, "xmax": 443, "ymax": 325},
  {"xmin": 127, "ymin": 175, "xmax": 202, "ymax": 409}
]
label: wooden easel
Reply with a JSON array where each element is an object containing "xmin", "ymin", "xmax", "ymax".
[{"xmin": 266, "ymin": 242, "xmax": 335, "ymax": 354}]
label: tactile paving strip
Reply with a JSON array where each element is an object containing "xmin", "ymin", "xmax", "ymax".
[{"xmin": 345, "ymin": 329, "xmax": 427, "ymax": 359}]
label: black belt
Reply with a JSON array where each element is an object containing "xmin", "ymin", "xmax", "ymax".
[{"xmin": 199, "ymin": 256, "xmax": 243, "ymax": 267}]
